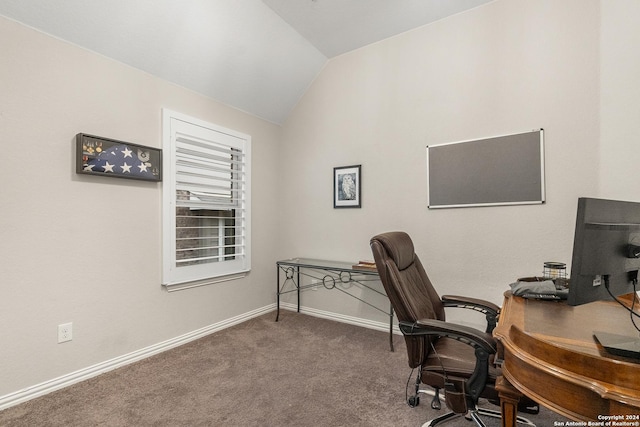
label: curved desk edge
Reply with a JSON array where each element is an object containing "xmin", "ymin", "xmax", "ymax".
[{"xmin": 493, "ymin": 292, "xmax": 640, "ymax": 426}]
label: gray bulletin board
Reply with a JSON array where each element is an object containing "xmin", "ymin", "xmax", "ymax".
[{"xmin": 427, "ymin": 129, "xmax": 545, "ymax": 209}]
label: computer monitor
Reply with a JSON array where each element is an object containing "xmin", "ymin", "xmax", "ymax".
[
  {"xmin": 568, "ymin": 197, "xmax": 640, "ymax": 307},
  {"xmin": 568, "ymin": 197, "xmax": 640, "ymax": 359}
]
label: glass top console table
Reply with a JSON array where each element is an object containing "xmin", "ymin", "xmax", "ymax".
[{"xmin": 275, "ymin": 258, "xmax": 394, "ymax": 351}]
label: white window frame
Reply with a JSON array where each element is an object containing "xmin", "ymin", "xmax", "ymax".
[{"xmin": 162, "ymin": 109, "xmax": 251, "ymax": 290}]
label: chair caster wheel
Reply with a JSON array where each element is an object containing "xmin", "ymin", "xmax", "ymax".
[{"xmin": 408, "ymin": 396, "xmax": 420, "ymax": 407}]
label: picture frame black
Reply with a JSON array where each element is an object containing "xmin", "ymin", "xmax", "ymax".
[
  {"xmin": 76, "ymin": 133, "xmax": 162, "ymax": 182},
  {"xmin": 333, "ymin": 165, "xmax": 361, "ymax": 208}
]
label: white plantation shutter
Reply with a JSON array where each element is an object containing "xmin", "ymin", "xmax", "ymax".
[{"xmin": 162, "ymin": 110, "xmax": 250, "ymax": 289}]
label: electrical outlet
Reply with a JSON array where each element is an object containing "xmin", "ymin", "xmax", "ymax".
[{"xmin": 58, "ymin": 322, "xmax": 73, "ymax": 343}]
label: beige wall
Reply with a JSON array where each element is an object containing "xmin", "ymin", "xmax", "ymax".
[
  {"xmin": 278, "ymin": 0, "xmax": 611, "ymax": 325},
  {"xmin": 0, "ymin": 16, "xmax": 281, "ymax": 397},
  {"xmin": 599, "ymin": 0, "xmax": 640, "ymax": 200},
  {"xmin": 3, "ymin": 0, "xmax": 640, "ymax": 405}
]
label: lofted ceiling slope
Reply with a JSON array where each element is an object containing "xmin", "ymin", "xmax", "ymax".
[{"xmin": 0, "ymin": 0, "xmax": 491, "ymax": 124}]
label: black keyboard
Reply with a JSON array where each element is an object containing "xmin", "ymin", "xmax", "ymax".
[{"xmin": 520, "ymin": 292, "xmax": 566, "ymax": 301}]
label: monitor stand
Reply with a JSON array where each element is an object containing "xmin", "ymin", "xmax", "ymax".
[{"xmin": 594, "ymin": 331, "xmax": 640, "ymax": 360}]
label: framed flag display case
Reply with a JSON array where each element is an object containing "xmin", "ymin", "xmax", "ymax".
[{"xmin": 76, "ymin": 133, "xmax": 162, "ymax": 182}]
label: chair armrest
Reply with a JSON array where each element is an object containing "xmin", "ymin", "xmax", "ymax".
[
  {"xmin": 398, "ymin": 319, "xmax": 497, "ymax": 355},
  {"xmin": 441, "ymin": 295, "xmax": 500, "ymax": 315},
  {"xmin": 441, "ymin": 295, "xmax": 500, "ymax": 333}
]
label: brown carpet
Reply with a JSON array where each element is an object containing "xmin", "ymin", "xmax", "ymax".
[{"xmin": 0, "ymin": 311, "xmax": 557, "ymax": 426}]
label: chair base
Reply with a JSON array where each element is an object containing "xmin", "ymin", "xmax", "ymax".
[
  {"xmin": 413, "ymin": 388, "xmax": 537, "ymax": 427},
  {"xmin": 421, "ymin": 405, "xmax": 536, "ymax": 427}
]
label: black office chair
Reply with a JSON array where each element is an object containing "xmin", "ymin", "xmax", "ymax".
[{"xmin": 370, "ymin": 231, "xmax": 537, "ymax": 427}]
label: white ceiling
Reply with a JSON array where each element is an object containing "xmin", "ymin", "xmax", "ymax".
[{"xmin": 0, "ymin": 0, "xmax": 491, "ymax": 124}]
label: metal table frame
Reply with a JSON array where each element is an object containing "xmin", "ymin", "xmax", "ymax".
[{"xmin": 275, "ymin": 258, "xmax": 394, "ymax": 351}]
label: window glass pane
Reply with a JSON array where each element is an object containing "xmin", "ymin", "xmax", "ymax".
[{"xmin": 175, "ymin": 201, "xmax": 235, "ymax": 267}]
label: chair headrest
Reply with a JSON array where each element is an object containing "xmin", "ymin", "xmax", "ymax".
[{"xmin": 371, "ymin": 231, "xmax": 415, "ymax": 270}]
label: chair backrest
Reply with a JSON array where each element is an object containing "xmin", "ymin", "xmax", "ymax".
[{"xmin": 370, "ymin": 231, "xmax": 444, "ymax": 367}]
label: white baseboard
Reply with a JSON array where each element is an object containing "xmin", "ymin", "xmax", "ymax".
[
  {"xmin": 1, "ymin": 303, "xmax": 398, "ymax": 412},
  {"xmin": 0, "ymin": 304, "xmax": 276, "ymax": 411},
  {"xmin": 279, "ymin": 302, "xmax": 401, "ymax": 335}
]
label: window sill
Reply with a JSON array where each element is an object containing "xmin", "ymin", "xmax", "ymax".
[{"xmin": 162, "ymin": 273, "xmax": 247, "ymax": 292}]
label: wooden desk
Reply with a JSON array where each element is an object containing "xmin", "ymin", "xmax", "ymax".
[{"xmin": 493, "ymin": 291, "xmax": 640, "ymax": 426}]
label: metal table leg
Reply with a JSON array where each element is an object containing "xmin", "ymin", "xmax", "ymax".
[{"xmin": 276, "ymin": 264, "xmax": 281, "ymax": 321}]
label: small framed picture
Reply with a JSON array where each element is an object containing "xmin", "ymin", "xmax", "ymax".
[
  {"xmin": 76, "ymin": 133, "xmax": 162, "ymax": 182},
  {"xmin": 334, "ymin": 165, "xmax": 361, "ymax": 208}
]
